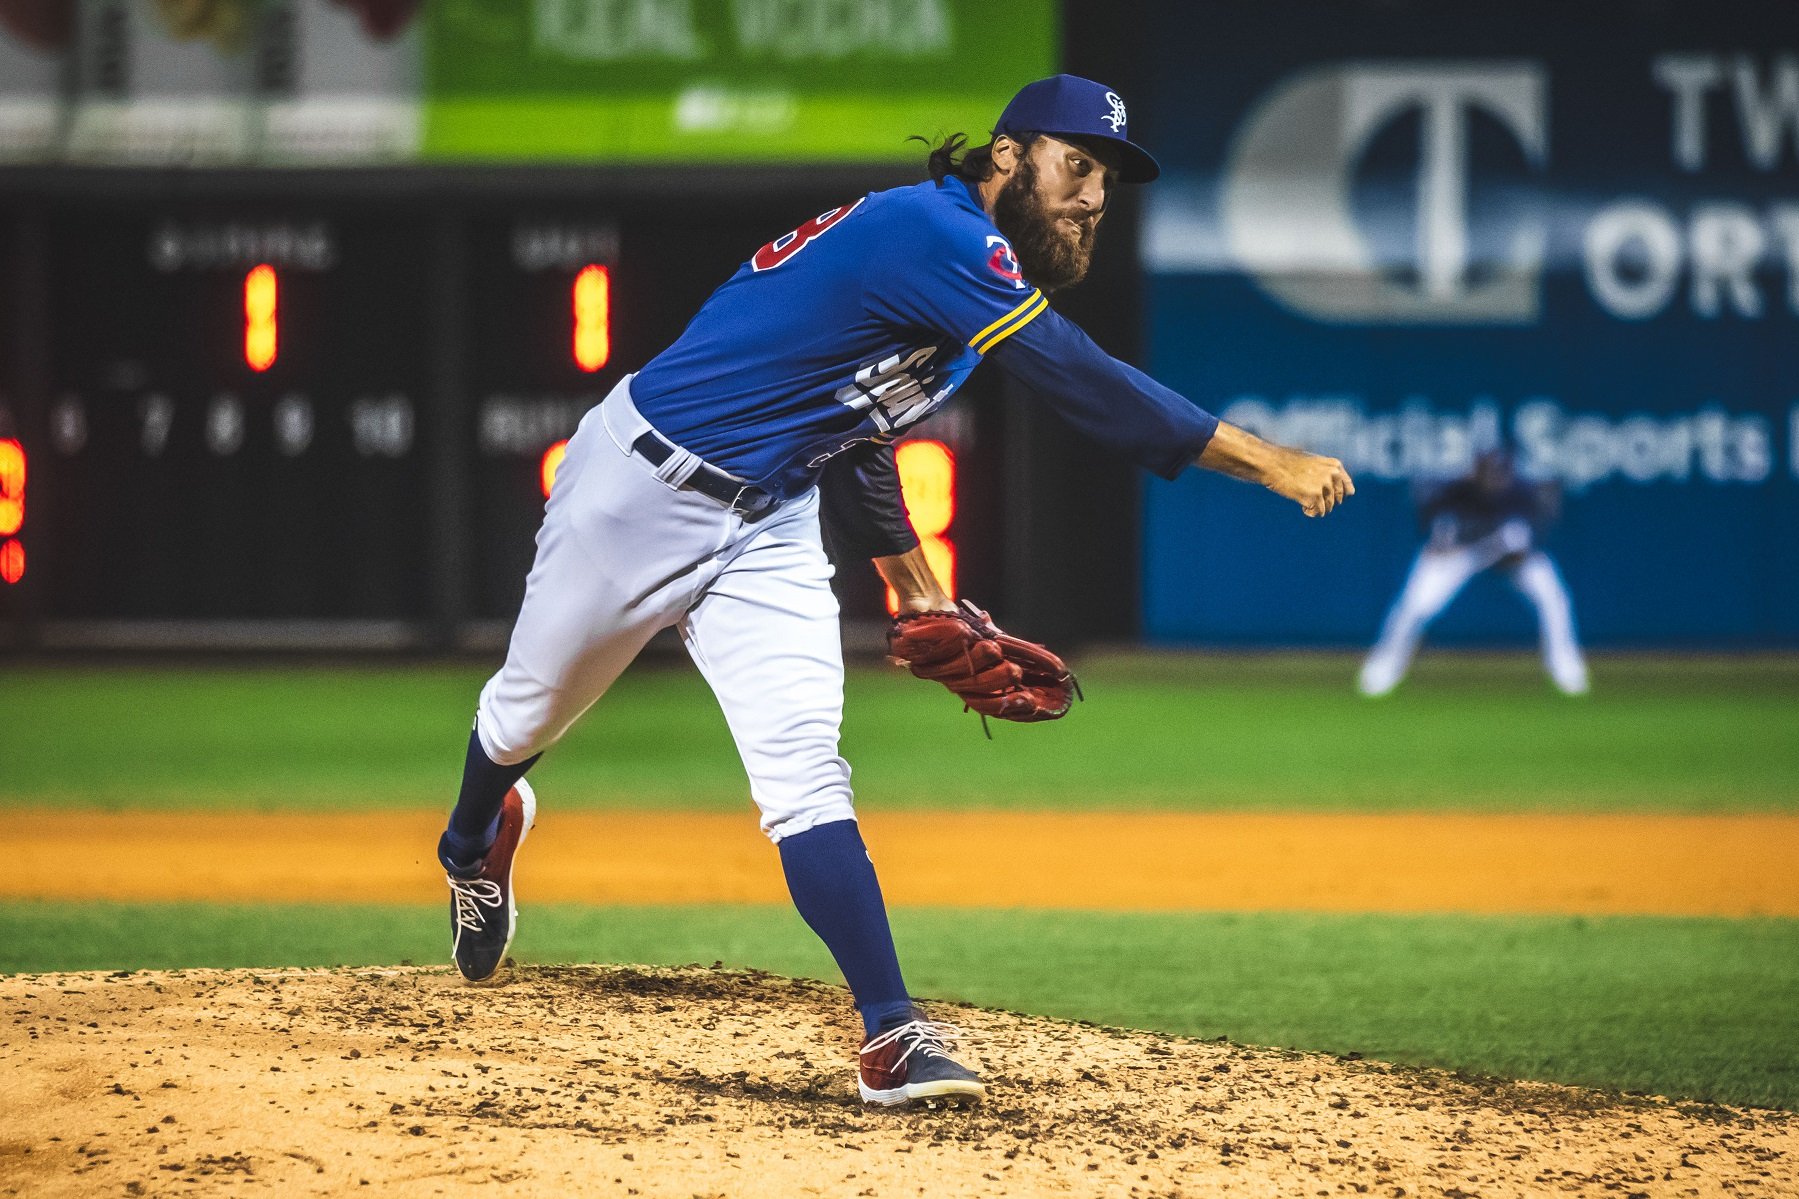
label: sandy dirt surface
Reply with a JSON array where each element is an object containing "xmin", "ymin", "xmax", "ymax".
[
  {"xmin": 11, "ymin": 810, "xmax": 1799, "ymax": 914},
  {"xmin": 1, "ymin": 965, "xmax": 1792, "ymax": 1199}
]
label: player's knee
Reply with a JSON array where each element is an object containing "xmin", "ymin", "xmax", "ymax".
[
  {"xmin": 474, "ymin": 692, "xmax": 563, "ymax": 767},
  {"xmin": 753, "ymin": 764, "xmax": 857, "ymax": 844},
  {"xmin": 761, "ymin": 796, "xmax": 859, "ymax": 844}
]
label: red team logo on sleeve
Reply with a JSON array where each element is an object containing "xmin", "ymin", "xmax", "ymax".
[
  {"xmin": 985, "ymin": 235, "xmax": 1024, "ymax": 288},
  {"xmin": 751, "ymin": 199, "xmax": 866, "ymax": 271}
]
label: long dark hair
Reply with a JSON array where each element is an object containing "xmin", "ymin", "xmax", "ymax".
[{"xmin": 914, "ymin": 131, "xmax": 1036, "ymax": 183}]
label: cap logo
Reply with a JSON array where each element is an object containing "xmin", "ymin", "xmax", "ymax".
[{"xmin": 1102, "ymin": 91, "xmax": 1127, "ymax": 133}]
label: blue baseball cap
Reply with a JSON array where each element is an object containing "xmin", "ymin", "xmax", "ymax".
[{"xmin": 994, "ymin": 74, "xmax": 1160, "ymax": 183}]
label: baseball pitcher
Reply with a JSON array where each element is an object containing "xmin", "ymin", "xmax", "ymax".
[{"xmin": 436, "ymin": 75, "xmax": 1354, "ymax": 1108}]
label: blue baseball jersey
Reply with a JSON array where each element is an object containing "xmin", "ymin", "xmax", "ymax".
[
  {"xmin": 1421, "ymin": 476, "xmax": 1552, "ymax": 547},
  {"xmin": 632, "ymin": 177, "xmax": 1048, "ymax": 497},
  {"xmin": 631, "ymin": 174, "xmax": 1219, "ymax": 501}
]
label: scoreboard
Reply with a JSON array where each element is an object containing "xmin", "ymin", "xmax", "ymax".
[
  {"xmin": 43, "ymin": 209, "xmax": 432, "ymax": 622},
  {"xmin": 0, "ymin": 169, "xmax": 1005, "ymax": 649}
]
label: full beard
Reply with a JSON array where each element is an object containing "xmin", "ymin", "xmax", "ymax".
[{"xmin": 991, "ymin": 161, "xmax": 1097, "ymax": 293}]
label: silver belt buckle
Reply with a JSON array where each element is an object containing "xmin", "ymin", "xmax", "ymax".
[{"xmin": 730, "ymin": 484, "xmax": 772, "ymax": 521}]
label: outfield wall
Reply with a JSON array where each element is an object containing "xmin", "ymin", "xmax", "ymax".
[
  {"xmin": 4, "ymin": 2, "xmax": 1795, "ymax": 652},
  {"xmin": 1138, "ymin": 0, "xmax": 1799, "ymax": 647}
]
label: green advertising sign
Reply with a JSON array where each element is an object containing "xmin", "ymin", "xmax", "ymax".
[{"xmin": 422, "ymin": 0, "xmax": 1059, "ymax": 162}]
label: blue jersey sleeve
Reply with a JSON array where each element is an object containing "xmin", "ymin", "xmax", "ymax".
[
  {"xmin": 863, "ymin": 201, "xmax": 1051, "ymax": 356},
  {"xmin": 862, "ymin": 181, "xmax": 1215, "ymax": 478},
  {"xmin": 986, "ymin": 305, "xmax": 1219, "ymax": 479}
]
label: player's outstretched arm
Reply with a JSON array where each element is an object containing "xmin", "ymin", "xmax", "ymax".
[
  {"xmin": 979, "ymin": 305, "xmax": 1348, "ymax": 513},
  {"xmin": 1197, "ymin": 422, "xmax": 1355, "ymax": 517}
]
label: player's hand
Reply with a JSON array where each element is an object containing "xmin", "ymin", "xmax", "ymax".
[
  {"xmin": 1267, "ymin": 447, "xmax": 1354, "ymax": 517},
  {"xmin": 1195, "ymin": 423, "xmax": 1354, "ymax": 516}
]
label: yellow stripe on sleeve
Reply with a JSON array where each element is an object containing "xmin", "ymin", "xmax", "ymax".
[{"xmin": 968, "ymin": 289, "xmax": 1047, "ymax": 354}]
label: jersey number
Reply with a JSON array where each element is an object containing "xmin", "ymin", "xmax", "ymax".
[{"xmin": 750, "ymin": 198, "xmax": 864, "ymax": 272}]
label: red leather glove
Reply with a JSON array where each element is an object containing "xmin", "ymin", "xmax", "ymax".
[{"xmin": 887, "ymin": 600, "xmax": 1080, "ymax": 726}]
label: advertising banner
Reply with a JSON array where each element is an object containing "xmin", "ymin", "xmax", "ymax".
[
  {"xmin": 421, "ymin": 0, "xmax": 1057, "ymax": 162},
  {"xmin": 259, "ymin": 0, "xmax": 423, "ymax": 163},
  {"xmin": 66, "ymin": 0, "xmax": 262, "ymax": 163},
  {"xmin": 60, "ymin": 0, "xmax": 422, "ymax": 165},
  {"xmin": 0, "ymin": 0, "xmax": 67, "ymax": 161},
  {"xmin": 1139, "ymin": 1, "xmax": 1799, "ymax": 647},
  {"xmin": 18, "ymin": 1, "xmax": 1052, "ymax": 165}
]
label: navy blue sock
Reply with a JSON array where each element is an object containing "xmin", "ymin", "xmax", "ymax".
[
  {"xmin": 777, "ymin": 820, "xmax": 912, "ymax": 1039},
  {"xmin": 441, "ymin": 726, "xmax": 539, "ymax": 868}
]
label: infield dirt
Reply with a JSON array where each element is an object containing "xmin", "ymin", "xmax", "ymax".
[
  {"xmin": 12, "ymin": 810, "xmax": 1799, "ymax": 914},
  {"xmin": 3, "ymin": 964, "xmax": 1793, "ymax": 1199}
]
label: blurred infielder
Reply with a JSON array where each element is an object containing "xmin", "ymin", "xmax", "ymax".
[
  {"xmin": 436, "ymin": 75, "xmax": 1354, "ymax": 1107},
  {"xmin": 1359, "ymin": 449, "xmax": 1588, "ymax": 697}
]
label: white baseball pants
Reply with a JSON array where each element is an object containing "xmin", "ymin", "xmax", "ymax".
[
  {"xmin": 1358, "ymin": 534, "xmax": 1589, "ymax": 696},
  {"xmin": 475, "ymin": 377, "xmax": 856, "ymax": 842}
]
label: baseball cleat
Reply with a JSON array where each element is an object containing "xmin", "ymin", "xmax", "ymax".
[
  {"xmin": 443, "ymin": 779, "xmax": 536, "ymax": 983},
  {"xmin": 858, "ymin": 1016, "xmax": 985, "ymax": 1107}
]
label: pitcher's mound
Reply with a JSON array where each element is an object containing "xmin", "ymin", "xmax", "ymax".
[{"xmin": 1, "ymin": 964, "xmax": 1791, "ymax": 1197}]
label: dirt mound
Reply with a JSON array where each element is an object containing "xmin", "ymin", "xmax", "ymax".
[{"xmin": 1, "ymin": 965, "xmax": 1792, "ymax": 1198}]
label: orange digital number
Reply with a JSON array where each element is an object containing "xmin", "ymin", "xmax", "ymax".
[
  {"xmin": 245, "ymin": 264, "xmax": 278, "ymax": 372},
  {"xmin": 541, "ymin": 439, "xmax": 569, "ymax": 498},
  {"xmin": 573, "ymin": 264, "xmax": 610, "ymax": 373},
  {"xmin": 0, "ymin": 436, "xmax": 24, "ymax": 584},
  {"xmin": 887, "ymin": 439, "xmax": 956, "ymax": 614}
]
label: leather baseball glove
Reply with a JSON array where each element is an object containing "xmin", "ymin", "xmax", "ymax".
[{"xmin": 887, "ymin": 599, "xmax": 1080, "ymax": 730}]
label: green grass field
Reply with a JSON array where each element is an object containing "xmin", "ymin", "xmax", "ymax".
[
  {"xmin": 4, "ymin": 902, "xmax": 1795, "ymax": 1109},
  {"xmin": 6, "ymin": 652, "xmax": 1797, "ymax": 811},
  {"xmin": 4, "ymin": 653, "xmax": 1797, "ymax": 1109}
]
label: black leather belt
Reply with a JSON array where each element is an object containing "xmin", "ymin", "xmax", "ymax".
[{"xmin": 631, "ymin": 432, "xmax": 779, "ymax": 522}]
